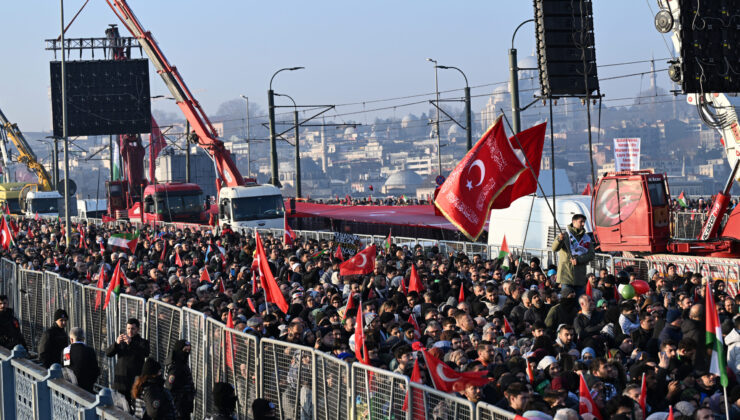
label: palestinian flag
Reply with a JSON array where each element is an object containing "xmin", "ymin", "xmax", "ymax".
[
  {"xmin": 384, "ymin": 229, "xmax": 392, "ymax": 253},
  {"xmin": 706, "ymin": 280, "xmax": 729, "ymax": 387},
  {"xmin": 677, "ymin": 191, "xmax": 688, "ymax": 208},
  {"xmin": 0, "ymin": 215, "xmax": 14, "ymax": 251},
  {"xmin": 108, "ymin": 231, "xmax": 139, "ymax": 254},
  {"xmin": 310, "ymin": 249, "xmax": 329, "ymax": 259},
  {"xmin": 499, "ymin": 235, "xmax": 510, "ymax": 271},
  {"xmin": 103, "ymin": 261, "xmax": 128, "ymax": 309}
]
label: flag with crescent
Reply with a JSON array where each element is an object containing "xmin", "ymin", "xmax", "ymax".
[
  {"xmin": 434, "ymin": 116, "xmax": 526, "ymax": 241},
  {"xmin": 421, "ymin": 348, "xmax": 489, "ymax": 392},
  {"xmin": 339, "ymin": 244, "xmax": 376, "ymax": 276},
  {"xmin": 579, "ymin": 373, "xmax": 603, "ymax": 420},
  {"xmin": 490, "ymin": 122, "xmax": 547, "ymax": 209}
]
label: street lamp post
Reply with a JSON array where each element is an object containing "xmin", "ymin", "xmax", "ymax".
[
  {"xmin": 426, "ymin": 58, "xmax": 442, "ymax": 176},
  {"xmin": 436, "ymin": 65, "xmax": 472, "ymax": 151},
  {"xmin": 275, "ymin": 93, "xmax": 301, "ymax": 198},
  {"xmin": 44, "ymin": 136, "xmax": 59, "ymax": 189},
  {"xmin": 60, "ymin": 0, "xmax": 70, "ymax": 246},
  {"xmin": 509, "ymin": 19, "xmax": 534, "ymax": 135},
  {"xmin": 268, "ymin": 67, "xmax": 304, "ymax": 187},
  {"xmin": 239, "ymin": 95, "xmax": 251, "ymax": 178}
]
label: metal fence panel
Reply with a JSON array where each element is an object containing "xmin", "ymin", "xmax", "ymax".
[
  {"xmin": 118, "ymin": 295, "xmax": 146, "ymax": 340},
  {"xmin": 351, "ymin": 363, "xmax": 409, "ymax": 420},
  {"xmin": 205, "ymin": 317, "xmax": 224, "ymax": 416},
  {"xmin": 260, "ymin": 337, "xmax": 315, "ymax": 420},
  {"xmin": 81, "ymin": 285, "xmax": 114, "ymax": 388},
  {"xmin": 313, "ymin": 351, "xmax": 350, "ymax": 420},
  {"xmin": 145, "ymin": 300, "xmax": 183, "ymax": 365},
  {"xmin": 0, "ymin": 258, "xmax": 17, "ymax": 311},
  {"xmin": 476, "ymin": 401, "xmax": 516, "ymax": 420},
  {"xmin": 17, "ymin": 269, "xmax": 44, "ymax": 354},
  {"xmin": 613, "ymin": 257, "xmax": 650, "ymax": 280},
  {"xmin": 226, "ymin": 325, "xmax": 259, "ymax": 419},
  {"xmin": 182, "ymin": 308, "xmax": 208, "ymax": 420},
  {"xmin": 409, "ymin": 382, "xmax": 474, "ymax": 420}
]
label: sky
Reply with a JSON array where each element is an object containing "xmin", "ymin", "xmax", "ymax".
[{"xmin": 1, "ymin": 1, "xmax": 675, "ymax": 133}]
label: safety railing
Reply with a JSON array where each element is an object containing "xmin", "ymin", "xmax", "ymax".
[
  {"xmin": 260, "ymin": 337, "xmax": 315, "ymax": 420},
  {"xmin": 477, "ymin": 401, "xmax": 518, "ymax": 420},
  {"xmin": 146, "ymin": 299, "xmax": 183, "ymax": 365},
  {"xmin": 410, "ymin": 382, "xmax": 475, "ymax": 420},
  {"xmin": 352, "ymin": 363, "xmax": 410, "ymax": 420},
  {"xmin": 182, "ymin": 307, "xmax": 208, "ymax": 419}
]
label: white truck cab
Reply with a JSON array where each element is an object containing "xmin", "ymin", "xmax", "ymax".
[
  {"xmin": 25, "ymin": 190, "xmax": 64, "ymax": 218},
  {"xmin": 218, "ymin": 185, "xmax": 285, "ymax": 231}
]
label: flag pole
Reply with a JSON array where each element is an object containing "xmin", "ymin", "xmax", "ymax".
[
  {"xmin": 499, "ymin": 110, "xmax": 572, "ymax": 258},
  {"xmin": 514, "ymin": 194, "xmax": 537, "ymax": 280},
  {"xmin": 724, "ymin": 385, "xmax": 730, "ymax": 420}
]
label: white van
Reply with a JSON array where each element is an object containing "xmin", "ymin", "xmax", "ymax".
[
  {"xmin": 488, "ymin": 194, "xmax": 592, "ymax": 250},
  {"xmin": 218, "ymin": 184, "xmax": 285, "ymax": 231}
]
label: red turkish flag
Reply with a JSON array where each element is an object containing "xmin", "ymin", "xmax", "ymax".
[
  {"xmin": 408, "ymin": 264, "xmax": 424, "ymax": 294},
  {"xmin": 94, "ymin": 264, "xmax": 108, "ymax": 309},
  {"xmin": 585, "ymin": 279, "xmax": 593, "ymax": 298},
  {"xmin": 579, "ymin": 373, "xmax": 603, "ymax": 420},
  {"xmin": 503, "ymin": 316, "xmax": 514, "ymax": 335},
  {"xmin": 434, "ymin": 116, "xmax": 526, "ymax": 240},
  {"xmin": 0, "ymin": 216, "xmax": 12, "ymax": 250},
  {"xmin": 458, "ymin": 283, "xmax": 465, "ymax": 303},
  {"xmin": 284, "ymin": 215, "xmax": 296, "ymax": 245},
  {"xmin": 408, "ymin": 314, "xmax": 421, "ymax": 337},
  {"xmin": 334, "ymin": 245, "xmax": 344, "ymax": 261},
  {"xmin": 638, "ymin": 373, "xmax": 647, "ymax": 418},
  {"xmin": 422, "ymin": 348, "xmax": 489, "ymax": 392},
  {"xmin": 255, "ymin": 231, "xmax": 289, "ymax": 313},
  {"xmin": 402, "ymin": 358, "xmax": 423, "ymax": 411},
  {"xmin": 490, "ymin": 122, "xmax": 547, "ymax": 209},
  {"xmin": 355, "ymin": 300, "xmax": 369, "ymax": 364},
  {"xmin": 175, "ymin": 251, "xmax": 183, "ymax": 267},
  {"xmin": 339, "ymin": 245, "xmax": 376, "ymax": 276},
  {"xmin": 343, "ymin": 291, "xmax": 356, "ymax": 320}
]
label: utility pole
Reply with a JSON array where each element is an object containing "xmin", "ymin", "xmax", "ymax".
[
  {"xmin": 294, "ymin": 108, "xmax": 301, "ymax": 198},
  {"xmin": 51, "ymin": 136, "xmax": 59, "ymax": 189},
  {"xmin": 427, "ymin": 58, "xmax": 442, "ymax": 175},
  {"xmin": 109, "ymin": 135, "xmax": 113, "ymax": 181},
  {"xmin": 185, "ymin": 121, "xmax": 190, "ymax": 183},
  {"xmin": 60, "ymin": 0, "xmax": 70, "ymax": 246},
  {"xmin": 465, "ymin": 85, "xmax": 472, "ymax": 150},
  {"xmin": 508, "ymin": 47, "xmax": 521, "ymax": 134},
  {"xmin": 240, "ymin": 95, "xmax": 251, "ymax": 178},
  {"xmin": 268, "ymin": 67, "xmax": 303, "ymax": 188}
]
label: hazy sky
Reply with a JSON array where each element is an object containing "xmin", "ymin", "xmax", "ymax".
[{"xmin": 1, "ymin": 1, "xmax": 674, "ymax": 133}]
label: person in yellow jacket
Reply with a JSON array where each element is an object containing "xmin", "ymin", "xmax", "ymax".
[{"xmin": 551, "ymin": 214, "xmax": 594, "ymax": 297}]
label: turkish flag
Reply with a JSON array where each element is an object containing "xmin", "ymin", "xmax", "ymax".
[
  {"xmin": 408, "ymin": 314, "xmax": 421, "ymax": 337},
  {"xmin": 408, "ymin": 264, "xmax": 424, "ymax": 294},
  {"xmin": 339, "ymin": 245, "xmax": 376, "ymax": 276},
  {"xmin": 579, "ymin": 373, "xmax": 603, "ymax": 420},
  {"xmin": 284, "ymin": 215, "xmax": 296, "ymax": 245},
  {"xmin": 458, "ymin": 283, "xmax": 465, "ymax": 303},
  {"xmin": 334, "ymin": 245, "xmax": 344, "ymax": 261},
  {"xmin": 343, "ymin": 291, "xmax": 356, "ymax": 320},
  {"xmin": 434, "ymin": 116, "xmax": 527, "ymax": 240},
  {"xmin": 585, "ymin": 280, "xmax": 593, "ymax": 298},
  {"xmin": 638, "ymin": 373, "xmax": 647, "ymax": 417},
  {"xmin": 355, "ymin": 300, "xmax": 369, "ymax": 364},
  {"xmin": 503, "ymin": 316, "xmax": 514, "ymax": 335},
  {"xmin": 0, "ymin": 216, "xmax": 12, "ymax": 250},
  {"xmin": 225, "ymin": 311, "xmax": 235, "ymax": 370},
  {"xmin": 255, "ymin": 231, "xmax": 289, "ymax": 313},
  {"xmin": 94, "ymin": 264, "xmax": 108, "ymax": 309},
  {"xmin": 422, "ymin": 348, "xmax": 489, "ymax": 392},
  {"xmin": 402, "ymin": 358, "xmax": 423, "ymax": 411},
  {"xmin": 490, "ymin": 122, "xmax": 547, "ymax": 209},
  {"xmin": 175, "ymin": 251, "xmax": 183, "ymax": 267}
]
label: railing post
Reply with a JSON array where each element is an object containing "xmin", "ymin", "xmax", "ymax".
[
  {"xmin": 35, "ymin": 363, "xmax": 63, "ymax": 419},
  {"xmin": 81, "ymin": 388, "xmax": 114, "ymax": 420},
  {"xmin": 0, "ymin": 345, "xmax": 27, "ymax": 418}
]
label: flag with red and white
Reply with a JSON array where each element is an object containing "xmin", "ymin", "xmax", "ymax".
[
  {"xmin": 706, "ymin": 280, "xmax": 729, "ymax": 387},
  {"xmin": 491, "ymin": 122, "xmax": 547, "ymax": 209},
  {"xmin": 355, "ymin": 300, "xmax": 369, "ymax": 364},
  {"xmin": 422, "ymin": 348, "xmax": 489, "ymax": 392},
  {"xmin": 638, "ymin": 372, "xmax": 647, "ymax": 417},
  {"xmin": 103, "ymin": 261, "xmax": 129, "ymax": 310},
  {"xmin": 408, "ymin": 313, "xmax": 421, "ymax": 338},
  {"xmin": 175, "ymin": 251, "xmax": 183, "ymax": 267},
  {"xmin": 503, "ymin": 316, "xmax": 514, "ymax": 335},
  {"xmin": 0, "ymin": 215, "xmax": 13, "ymax": 250},
  {"xmin": 579, "ymin": 373, "xmax": 603, "ymax": 420},
  {"xmin": 255, "ymin": 231, "xmax": 289, "ymax": 313},
  {"xmin": 343, "ymin": 291, "xmax": 357, "ymax": 320},
  {"xmin": 200, "ymin": 267, "xmax": 212, "ymax": 283},
  {"xmin": 402, "ymin": 358, "xmax": 423, "ymax": 411},
  {"xmin": 339, "ymin": 244, "xmax": 376, "ymax": 276},
  {"xmin": 284, "ymin": 215, "xmax": 296, "ymax": 245}
]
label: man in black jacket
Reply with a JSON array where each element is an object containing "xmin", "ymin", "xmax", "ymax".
[
  {"xmin": 63, "ymin": 327, "xmax": 99, "ymax": 393},
  {"xmin": 0, "ymin": 295, "xmax": 25, "ymax": 351},
  {"xmin": 38, "ymin": 309, "xmax": 69, "ymax": 368},
  {"xmin": 105, "ymin": 318, "xmax": 149, "ymax": 409}
]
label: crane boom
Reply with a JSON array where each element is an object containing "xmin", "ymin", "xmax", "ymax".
[
  {"xmin": 659, "ymin": 0, "xmax": 740, "ymax": 181},
  {"xmin": 0, "ymin": 107, "xmax": 53, "ymax": 191},
  {"xmin": 106, "ymin": 0, "xmax": 245, "ymax": 188}
]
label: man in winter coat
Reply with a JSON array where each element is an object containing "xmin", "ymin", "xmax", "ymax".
[
  {"xmin": 105, "ymin": 318, "xmax": 149, "ymax": 409},
  {"xmin": 165, "ymin": 339, "xmax": 195, "ymax": 420},
  {"xmin": 63, "ymin": 327, "xmax": 100, "ymax": 393},
  {"xmin": 551, "ymin": 214, "xmax": 594, "ymax": 296},
  {"xmin": 0, "ymin": 295, "xmax": 25, "ymax": 351},
  {"xmin": 38, "ymin": 309, "xmax": 69, "ymax": 368},
  {"xmin": 726, "ymin": 315, "xmax": 740, "ymax": 377}
]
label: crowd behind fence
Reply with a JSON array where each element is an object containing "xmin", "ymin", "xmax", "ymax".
[{"xmin": 1, "ymin": 217, "xmax": 740, "ymax": 419}]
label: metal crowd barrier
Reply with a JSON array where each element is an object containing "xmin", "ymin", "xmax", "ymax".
[
  {"xmin": 352, "ymin": 363, "xmax": 410, "ymax": 420},
  {"xmin": 477, "ymin": 401, "xmax": 521, "ymax": 420},
  {"xmin": 410, "ymin": 382, "xmax": 475, "ymax": 420},
  {"xmin": 260, "ymin": 337, "xmax": 315, "ymax": 420}
]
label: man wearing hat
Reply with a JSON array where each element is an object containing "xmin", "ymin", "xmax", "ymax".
[
  {"xmin": 38, "ymin": 308, "xmax": 69, "ymax": 368},
  {"xmin": 658, "ymin": 309, "xmax": 683, "ymax": 343},
  {"xmin": 551, "ymin": 214, "xmax": 594, "ymax": 297}
]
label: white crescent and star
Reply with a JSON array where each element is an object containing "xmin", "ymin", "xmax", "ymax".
[
  {"xmin": 579, "ymin": 397, "xmax": 593, "ymax": 414},
  {"xmin": 436, "ymin": 364, "xmax": 456, "ymax": 382},
  {"xmin": 356, "ymin": 253, "xmax": 368, "ymax": 268},
  {"xmin": 466, "ymin": 159, "xmax": 486, "ymax": 190}
]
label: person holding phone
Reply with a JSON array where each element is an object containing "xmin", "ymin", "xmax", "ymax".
[{"xmin": 106, "ymin": 318, "xmax": 150, "ymax": 412}]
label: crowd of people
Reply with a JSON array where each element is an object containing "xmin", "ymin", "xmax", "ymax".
[{"xmin": 0, "ymin": 212, "xmax": 737, "ymax": 420}]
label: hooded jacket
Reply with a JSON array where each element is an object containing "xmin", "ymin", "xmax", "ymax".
[
  {"xmin": 551, "ymin": 223, "xmax": 594, "ymax": 286},
  {"xmin": 165, "ymin": 339, "xmax": 195, "ymax": 418}
]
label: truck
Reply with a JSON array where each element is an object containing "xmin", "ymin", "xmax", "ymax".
[
  {"xmin": 106, "ymin": 1, "xmax": 284, "ymax": 228},
  {"xmin": 0, "ymin": 106, "xmax": 63, "ymax": 217},
  {"xmin": 488, "ymin": 194, "xmax": 592, "ymax": 250},
  {"xmin": 593, "ymin": 2, "xmax": 740, "ymax": 263}
]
